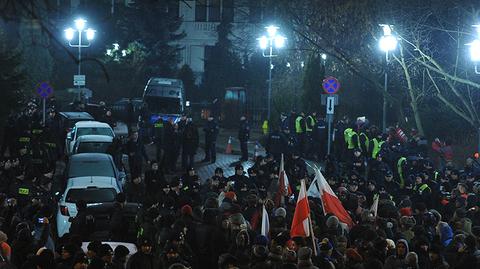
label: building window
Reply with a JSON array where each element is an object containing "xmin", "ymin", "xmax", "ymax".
[
  {"xmin": 195, "ymin": 0, "xmax": 207, "ymax": 21},
  {"xmin": 208, "ymin": 0, "xmax": 221, "ymax": 22},
  {"xmin": 222, "ymin": 0, "xmax": 233, "ymax": 22}
]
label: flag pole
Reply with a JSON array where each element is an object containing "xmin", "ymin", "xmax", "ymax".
[{"xmin": 304, "ymin": 179, "xmax": 317, "ymax": 256}]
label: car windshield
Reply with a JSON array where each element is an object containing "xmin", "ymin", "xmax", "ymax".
[
  {"xmin": 77, "ymin": 127, "xmax": 114, "ymax": 137},
  {"xmin": 68, "ymin": 159, "xmax": 115, "ymax": 178},
  {"xmin": 145, "ymin": 96, "xmax": 181, "ymax": 114},
  {"xmin": 66, "ymin": 188, "xmax": 116, "ymax": 203},
  {"xmin": 76, "ymin": 142, "xmax": 111, "ymax": 154}
]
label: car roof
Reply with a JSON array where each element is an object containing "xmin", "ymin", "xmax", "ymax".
[
  {"xmin": 74, "ymin": 121, "xmax": 111, "ymax": 128},
  {"xmin": 59, "ymin": 112, "xmax": 94, "ymax": 120},
  {"xmin": 66, "ymin": 176, "xmax": 118, "ymax": 188},
  {"xmin": 76, "ymin": 135, "xmax": 113, "ymax": 143},
  {"xmin": 69, "ymin": 153, "xmax": 113, "ymax": 162}
]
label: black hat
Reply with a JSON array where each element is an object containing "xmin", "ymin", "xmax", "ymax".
[
  {"xmin": 138, "ymin": 236, "xmax": 153, "ymax": 246},
  {"xmin": 114, "ymin": 245, "xmax": 130, "ymax": 258},
  {"xmin": 87, "ymin": 240, "xmax": 102, "ymax": 252},
  {"xmin": 97, "ymin": 244, "xmax": 113, "ymax": 257},
  {"xmin": 235, "ymin": 164, "xmax": 243, "ymax": 171}
]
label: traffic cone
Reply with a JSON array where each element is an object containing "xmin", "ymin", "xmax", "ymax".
[{"xmin": 225, "ymin": 136, "xmax": 233, "ymax": 154}]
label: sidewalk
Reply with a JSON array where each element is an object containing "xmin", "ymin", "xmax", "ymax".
[{"xmin": 199, "ymin": 128, "xmax": 266, "ymax": 157}]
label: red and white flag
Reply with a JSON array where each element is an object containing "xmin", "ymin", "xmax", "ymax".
[
  {"xmin": 261, "ymin": 205, "xmax": 270, "ymax": 237},
  {"xmin": 290, "ymin": 180, "xmax": 310, "ymax": 237},
  {"xmin": 308, "ymin": 169, "xmax": 354, "ymax": 228},
  {"xmin": 275, "ymin": 154, "xmax": 293, "ymax": 207}
]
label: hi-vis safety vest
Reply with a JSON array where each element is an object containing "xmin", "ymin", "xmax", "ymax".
[
  {"xmin": 371, "ymin": 138, "xmax": 385, "ymax": 159},
  {"xmin": 306, "ymin": 115, "xmax": 316, "ymax": 132},
  {"xmin": 295, "ymin": 116, "xmax": 304, "ymax": 134},
  {"xmin": 262, "ymin": 120, "xmax": 269, "ymax": 135},
  {"xmin": 344, "ymin": 128, "xmax": 358, "ymax": 150},
  {"xmin": 414, "ymin": 183, "xmax": 431, "ymax": 194},
  {"xmin": 397, "ymin": 157, "xmax": 407, "ymax": 188}
]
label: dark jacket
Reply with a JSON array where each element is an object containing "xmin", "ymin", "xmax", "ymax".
[
  {"xmin": 182, "ymin": 122, "xmax": 199, "ymax": 154},
  {"xmin": 238, "ymin": 120, "xmax": 250, "ymax": 142},
  {"xmin": 127, "ymin": 251, "xmax": 161, "ymax": 269}
]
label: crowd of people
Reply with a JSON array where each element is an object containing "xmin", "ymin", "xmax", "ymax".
[{"xmin": 0, "ymin": 99, "xmax": 478, "ymax": 269}]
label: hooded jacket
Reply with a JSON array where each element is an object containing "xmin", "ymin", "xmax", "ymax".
[{"xmin": 383, "ymin": 239, "xmax": 409, "ymax": 269}]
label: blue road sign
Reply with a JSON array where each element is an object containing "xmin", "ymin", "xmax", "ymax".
[
  {"xmin": 322, "ymin": 76, "xmax": 340, "ymax": 94},
  {"xmin": 36, "ymin": 82, "xmax": 53, "ymax": 99}
]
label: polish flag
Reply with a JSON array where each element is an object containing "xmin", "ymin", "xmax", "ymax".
[
  {"xmin": 308, "ymin": 169, "xmax": 354, "ymax": 228},
  {"xmin": 261, "ymin": 205, "xmax": 270, "ymax": 237},
  {"xmin": 275, "ymin": 154, "xmax": 293, "ymax": 207},
  {"xmin": 290, "ymin": 180, "xmax": 310, "ymax": 237}
]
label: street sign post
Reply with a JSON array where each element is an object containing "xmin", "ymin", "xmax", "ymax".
[
  {"xmin": 322, "ymin": 76, "xmax": 340, "ymax": 156},
  {"xmin": 73, "ymin": 75, "xmax": 86, "ymax": 86},
  {"xmin": 36, "ymin": 82, "xmax": 54, "ymax": 126}
]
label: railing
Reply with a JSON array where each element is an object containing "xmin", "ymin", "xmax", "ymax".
[{"xmin": 193, "ymin": 22, "xmax": 219, "ymax": 32}]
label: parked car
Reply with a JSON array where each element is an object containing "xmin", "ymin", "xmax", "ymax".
[
  {"xmin": 56, "ymin": 176, "xmax": 122, "ymax": 237},
  {"xmin": 65, "ymin": 153, "xmax": 126, "ymax": 186},
  {"xmin": 72, "ymin": 135, "xmax": 112, "ymax": 154},
  {"xmin": 59, "ymin": 112, "xmax": 94, "ymax": 144},
  {"xmin": 65, "ymin": 121, "xmax": 114, "ymax": 154},
  {"xmin": 72, "ymin": 135, "xmax": 128, "ymax": 172}
]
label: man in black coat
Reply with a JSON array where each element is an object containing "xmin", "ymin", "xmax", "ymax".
[
  {"xmin": 202, "ymin": 116, "xmax": 218, "ymax": 163},
  {"xmin": 127, "ymin": 237, "xmax": 160, "ymax": 269},
  {"xmin": 238, "ymin": 116, "xmax": 250, "ymax": 161},
  {"xmin": 125, "ymin": 131, "xmax": 149, "ymax": 176},
  {"xmin": 181, "ymin": 119, "xmax": 199, "ymax": 170}
]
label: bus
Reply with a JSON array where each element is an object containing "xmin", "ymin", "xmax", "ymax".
[{"xmin": 143, "ymin": 77, "xmax": 185, "ymax": 124}]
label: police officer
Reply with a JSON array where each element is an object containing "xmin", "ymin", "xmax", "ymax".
[
  {"xmin": 202, "ymin": 116, "xmax": 218, "ymax": 163},
  {"xmin": 313, "ymin": 115, "xmax": 327, "ymax": 160},
  {"xmin": 163, "ymin": 118, "xmax": 179, "ymax": 174},
  {"xmin": 182, "ymin": 118, "xmax": 199, "ymax": 170},
  {"xmin": 265, "ymin": 126, "xmax": 287, "ymax": 161},
  {"xmin": 295, "ymin": 112, "xmax": 306, "ymax": 155},
  {"xmin": 238, "ymin": 116, "xmax": 250, "ymax": 161},
  {"xmin": 153, "ymin": 117, "xmax": 165, "ymax": 163},
  {"xmin": 305, "ymin": 112, "xmax": 317, "ymax": 157}
]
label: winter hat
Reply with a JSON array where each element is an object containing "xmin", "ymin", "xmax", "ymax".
[
  {"xmin": 274, "ymin": 207, "xmax": 287, "ymax": 218},
  {"xmin": 114, "ymin": 245, "xmax": 130, "ymax": 258},
  {"xmin": 32, "ymin": 248, "xmax": 55, "ymax": 268},
  {"xmin": 181, "ymin": 204, "xmax": 193, "ymax": 216},
  {"xmin": 97, "ymin": 244, "xmax": 113, "ymax": 258},
  {"xmin": 62, "ymin": 244, "xmax": 77, "ymax": 256},
  {"xmin": 253, "ymin": 245, "xmax": 269, "ymax": 258},
  {"xmin": 386, "ymin": 239, "xmax": 396, "ymax": 250},
  {"xmin": 254, "ymin": 235, "xmax": 269, "ymax": 246},
  {"xmin": 429, "ymin": 209, "xmax": 442, "ymax": 223},
  {"xmin": 297, "ymin": 247, "xmax": 312, "ymax": 261},
  {"xmin": 346, "ymin": 248, "xmax": 363, "ymax": 262},
  {"xmin": 399, "ymin": 207, "xmax": 412, "ymax": 216},
  {"xmin": 224, "ymin": 191, "xmax": 236, "ymax": 200},
  {"xmin": 326, "ymin": 215, "xmax": 340, "ymax": 229},
  {"xmin": 319, "ymin": 238, "xmax": 333, "ymax": 251},
  {"xmin": 87, "ymin": 240, "xmax": 102, "ymax": 253}
]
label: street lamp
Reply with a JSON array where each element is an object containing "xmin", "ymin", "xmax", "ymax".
[
  {"xmin": 379, "ymin": 24, "xmax": 398, "ymax": 132},
  {"xmin": 65, "ymin": 18, "xmax": 95, "ymax": 98},
  {"xmin": 469, "ymin": 25, "xmax": 480, "ymax": 74},
  {"xmin": 258, "ymin": 25, "xmax": 286, "ymax": 121}
]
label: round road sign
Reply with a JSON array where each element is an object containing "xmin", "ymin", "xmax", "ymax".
[
  {"xmin": 36, "ymin": 82, "xmax": 54, "ymax": 99},
  {"xmin": 322, "ymin": 76, "xmax": 340, "ymax": 94}
]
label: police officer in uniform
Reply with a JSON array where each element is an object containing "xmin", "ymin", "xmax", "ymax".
[
  {"xmin": 238, "ymin": 116, "xmax": 250, "ymax": 161},
  {"xmin": 265, "ymin": 126, "xmax": 287, "ymax": 161},
  {"xmin": 305, "ymin": 112, "xmax": 317, "ymax": 158},
  {"xmin": 313, "ymin": 115, "xmax": 327, "ymax": 161},
  {"xmin": 295, "ymin": 112, "xmax": 306, "ymax": 155},
  {"xmin": 153, "ymin": 117, "xmax": 165, "ymax": 163},
  {"xmin": 202, "ymin": 116, "xmax": 218, "ymax": 163}
]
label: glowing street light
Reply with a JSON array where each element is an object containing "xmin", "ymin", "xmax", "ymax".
[
  {"xmin": 379, "ymin": 24, "xmax": 398, "ymax": 132},
  {"xmin": 257, "ymin": 25, "xmax": 287, "ymax": 121},
  {"xmin": 469, "ymin": 25, "xmax": 480, "ymax": 74},
  {"xmin": 64, "ymin": 18, "xmax": 95, "ymax": 99}
]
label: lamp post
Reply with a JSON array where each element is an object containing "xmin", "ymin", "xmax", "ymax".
[
  {"xmin": 379, "ymin": 24, "xmax": 398, "ymax": 132},
  {"xmin": 65, "ymin": 18, "xmax": 95, "ymax": 99},
  {"xmin": 258, "ymin": 25, "xmax": 286, "ymax": 121},
  {"xmin": 468, "ymin": 25, "xmax": 480, "ymax": 153}
]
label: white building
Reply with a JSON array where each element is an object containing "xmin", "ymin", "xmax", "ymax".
[{"xmin": 175, "ymin": 0, "xmax": 267, "ymax": 79}]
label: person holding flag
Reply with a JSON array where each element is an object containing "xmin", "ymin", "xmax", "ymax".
[
  {"xmin": 307, "ymin": 168, "xmax": 355, "ymax": 229},
  {"xmin": 291, "ymin": 179, "xmax": 317, "ymax": 256},
  {"xmin": 275, "ymin": 154, "xmax": 293, "ymax": 207}
]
